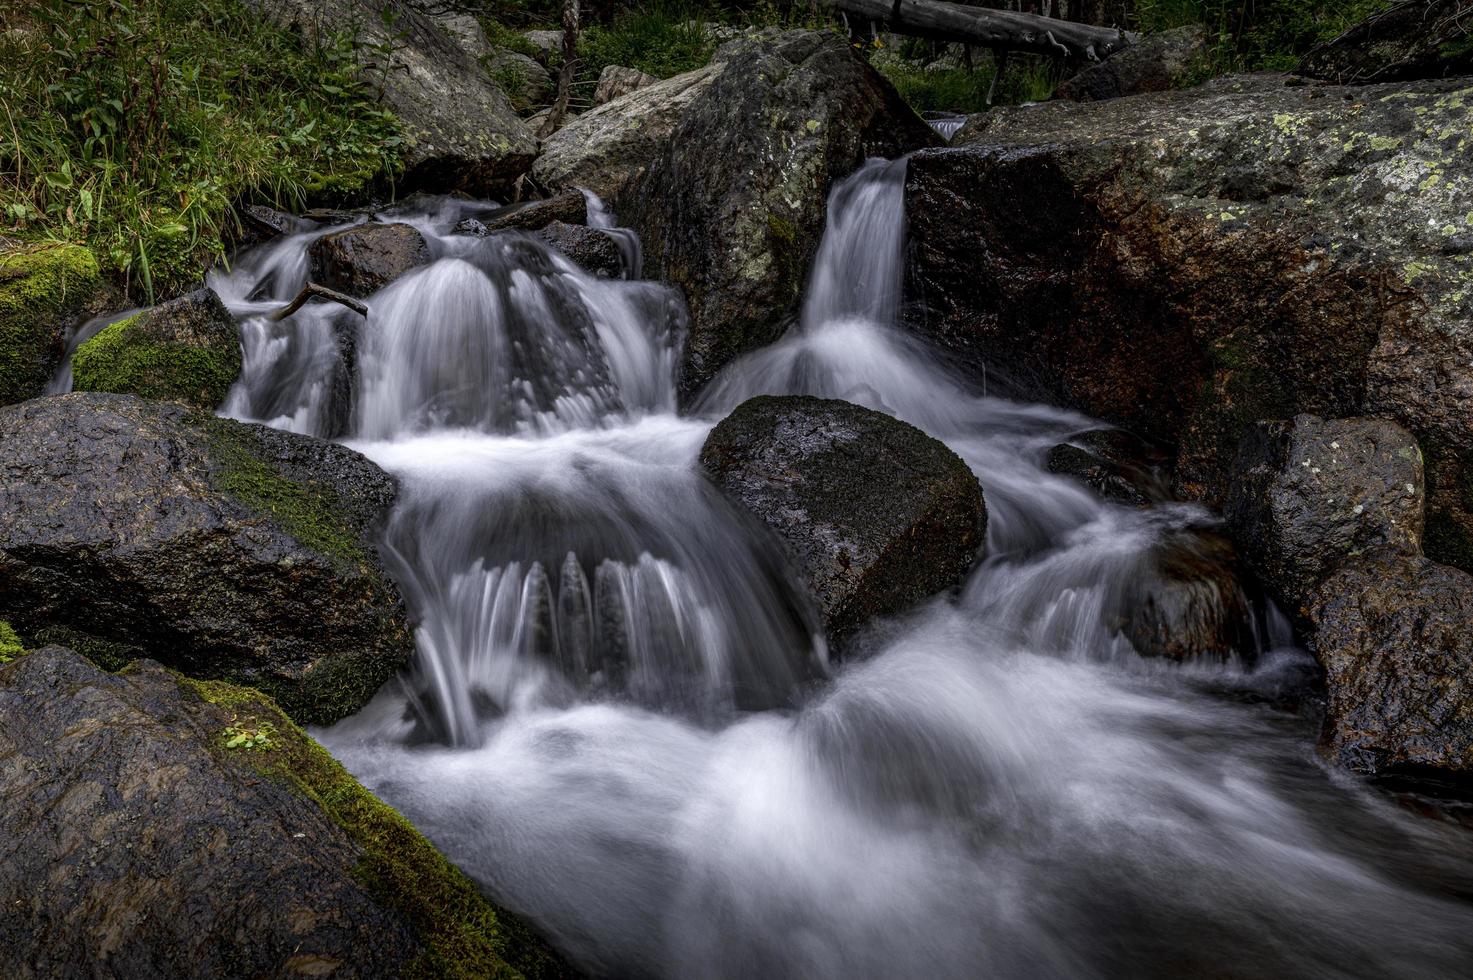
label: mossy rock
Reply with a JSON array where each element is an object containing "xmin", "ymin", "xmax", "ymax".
[
  {"xmin": 0, "ymin": 646, "xmax": 572, "ymax": 977},
  {"xmin": 0, "ymin": 621, "xmax": 23, "ymax": 663},
  {"xmin": 0, "ymin": 392, "xmax": 414, "ymax": 724},
  {"xmin": 72, "ymin": 286, "xmax": 241, "ymax": 409},
  {"xmin": 0, "ymin": 244, "xmax": 108, "ymax": 405}
]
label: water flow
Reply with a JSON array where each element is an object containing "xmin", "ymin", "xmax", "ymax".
[{"xmin": 210, "ymin": 170, "xmax": 1473, "ymax": 977}]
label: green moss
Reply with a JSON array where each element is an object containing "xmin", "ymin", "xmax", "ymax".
[
  {"xmin": 0, "ymin": 245, "xmax": 101, "ymax": 404},
  {"xmin": 200, "ymin": 417, "xmax": 367, "ymax": 570},
  {"xmin": 178, "ymin": 675, "xmax": 568, "ymax": 979},
  {"xmin": 0, "ymin": 622, "xmax": 25, "ymax": 664},
  {"xmin": 29, "ymin": 624, "xmax": 144, "ymax": 672},
  {"xmin": 71, "ymin": 309, "xmax": 239, "ymax": 408}
]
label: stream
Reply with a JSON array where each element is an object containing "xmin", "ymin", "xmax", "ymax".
[{"xmin": 205, "ymin": 160, "xmax": 1473, "ymax": 978}]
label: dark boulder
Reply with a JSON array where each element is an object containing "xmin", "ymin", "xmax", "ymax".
[
  {"xmin": 909, "ymin": 74, "xmax": 1473, "ymax": 569},
  {"xmin": 700, "ymin": 395, "xmax": 985, "ymax": 641},
  {"xmin": 1056, "ymin": 25, "xmax": 1209, "ymax": 102},
  {"xmin": 537, "ymin": 221, "xmax": 625, "ymax": 278},
  {"xmin": 71, "ymin": 287, "xmax": 242, "ymax": 409},
  {"xmin": 309, "ymin": 222, "xmax": 432, "ymax": 298},
  {"xmin": 1297, "ymin": 0, "xmax": 1473, "ymax": 85},
  {"xmin": 0, "ymin": 647, "xmax": 567, "ymax": 979},
  {"xmin": 1046, "ymin": 428, "xmax": 1170, "ymax": 506},
  {"xmin": 1308, "ymin": 549, "xmax": 1473, "ymax": 782},
  {"xmin": 1225, "ymin": 414, "xmax": 1423, "ymax": 618},
  {"xmin": 481, "ymin": 191, "xmax": 589, "ymax": 234},
  {"xmin": 1120, "ymin": 528, "xmax": 1255, "ymax": 664},
  {"xmin": 0, "ymin": 393, "xmax": 413, "ymax": 724},
  {"xmin": 626, "ymin": 29, "xmax": 941, "ymax": 396},
  {"xmin": 0, "ymin": 245, "xmax": 112, "ymax": 405}
]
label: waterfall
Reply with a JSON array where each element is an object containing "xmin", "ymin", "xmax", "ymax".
[{"xmin": 199, "ymin": 175, "xmax": 1473, "ymax": 979}]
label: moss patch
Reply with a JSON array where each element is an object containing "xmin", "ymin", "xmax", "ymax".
[
  {"xmin": 29, "ymin": 624, "xmax": 144, "ymax": 672},
  {"xmin": 0, "ymin": 622, "xmax": 25, "ymax": 664},
  {"xmin": 0, "ymin": 244, "xmax": 101, "ymax": 404},
  {"xmin": 72, "ymin": 309, "xmax": 239, "ymax": 408},
  {"xmin": 179, "ymin": 675, "xmax": 570, "ymax": 979},
  {"xmin": 200, "ymin": 418, "xmax": 368, "ymax": 570}
]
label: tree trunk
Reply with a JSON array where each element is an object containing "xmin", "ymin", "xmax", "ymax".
[
  {"xmin": 820, "ymin": 0, "xmax": 1132, "ymax": 59},
  {"xmin": 540, "ymin": 0, "xmax": 580, "ymax": 138}
]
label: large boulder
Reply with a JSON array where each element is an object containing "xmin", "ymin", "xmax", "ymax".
[
  {"xmin": 909, "ymin": 74, "xmax": 1473, "ymax": 569},
  {"xmin": 251, "ymin": 0, "xmax": 536, "ymax": 194},
  {"xmin": 71, "ymin": 287, "xmax": 241, "ymax": 409},
  {"xmin": 532, "ymin": 63, "xmax": 721, "ymax": 198},
  {"xmin": 1308, "ymin": 549, "xmax": 1473, "ymax": 782},
  {"xmin": 1225, "ymin": 414, "xmax": 1424, "ymax": 617},
  {"xmin": 594, "ymin": 64, "xmax": 659, "ymax": 104},
  {"xmin": 0, "ymin": 647, "xmax": 567, "ymax": 979},
  {"xmin": 487, "ymin": 48, "xmax": 555, "ymax": 110},
  {"xmin": 0, "ymin": 393, "xmax": 413, "ymax": 724},
  {"xmin": 700, "ymin": 395, "xmax": 985, "ymax": 641},
  {"xmin": 309, "ymin": 221, "xmax": 432, "ymax": 298},
  {"xmin": 625, "ymin": 29, "xmax": 941, "ymax": 395},
  {"xmin": 1056, "ymin": 25, "xmax": 1209, "ymax": 102},
  {"xmin": 0, "ymin": 245, "xmax": 111, "ymax": 405}
]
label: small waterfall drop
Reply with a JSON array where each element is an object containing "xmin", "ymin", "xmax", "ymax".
[{"xmin": 197, "ymin": 169, "xmax": 1473, "ymax": 979}]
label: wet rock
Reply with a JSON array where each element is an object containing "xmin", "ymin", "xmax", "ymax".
[
  {"xmin": 625, "ymin": 28, "xmax": 941, "ymax": 396},
  {"xmin": 1056, "ymin": 25, "xmax": 1209, "ymax": 102},
  {"xmin": 487, "ymin": 48, "xmax": 555, "ymax": 109},
  {"xmin": 0, "ymin": 393, "xmax": 413, "ymax": 724},
  {"xmin": 454, "ymin": 217, "xmax": 490, "ymax": 238},
  {"xmin": 908, "ymin": 74, "xmax": 1473, "ymax": 569},
  {"xmin": 309, "ymin": 221, "xmax": 432, "ymax": 298},
  {"xmin": 1297, "ymin": 0, "xmax": 1473, "ymax": 85},
  {"xmin": 595, "ymin": 64, "xmax": 659, "ymax": 104},
  {"xmin": 1225, "ymin": 414, "xmax": 1423, "ymax": 617},
  {"xmin": 0, "ymin": 245, "xmax": 111, "ymax": 405},
  {"xmin": 700, "ymin": 395, "xmax": 985, "ymax": 642},
  {"xmin": 533, "ymin": 63, "xmax": 721, "ymax": 198},
  {"xmin": 482, "ymin": 190, "xmax": 588, "ymax": 233},
  {"xmin": 228, "ymin": 203, "xmax": 302, "ymax": 250},
  {"xmin": 1308, "ymin": 549, "xmax": 1473, "ymax": 782},
  {"xmin": 0, "ymin": 647, "xmax": 568, "ymax": 979},
  {"xmin": 71, "ymin": 287, "xmax": 241, "ymax": 409},
  {"xmin": 537, "ymin": 221, "xmax": 625, "ymax": 277},
  {"xmin": 1121, "ymin": 528, "xmax": 1255, "ymax": 664},
  {"xmin": 1046, "ymin": 428, "xmax": 1170, "ymax": 506},
  {"xmin": 255, "ymin": 0, "xmax": 536, "ymax": 194}
]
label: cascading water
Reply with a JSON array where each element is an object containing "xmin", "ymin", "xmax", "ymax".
[{"xmin": 206, "ymin": 170, "xmax": 1473, "ymax": 978}]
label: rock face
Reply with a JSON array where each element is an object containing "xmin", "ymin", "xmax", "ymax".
[
  {"xmin": 1225, "ymin": 414, "xmax": 1424, "ymax": 617},
  {"xmin": 252, "ymin": 0, "xmax": 536, "ymax": 194},
  {"xmin": 71, "ymin": 287, "xmax": 241, "ymax": 409},
  {"xmin": 1056, "ymin": 25, "xmax": 1209, "ymax": 102},
  {"xmin": 0, "ymin": 245, "xmax": 110, "ymax": 405},
  {"xmin": 1297, "ymin": 0, "xmax": 1473, "ymax": 84},
  {"xmin": 0, "ymin": 393, "xmax": 413, "ymax": 724},
  {"xmin": 309, "ymin": 221, "xmax": 432, "ymax": 298},
  {"xmin": 910, "ymin": 74, "xmax": 1473, "ymax": 570},
  {"xmin": 533, "ymin": 63, "xmax": 721, "ymax": 198},
  {"xmin": 536, "ymin": 221, "xmax": 625, "ymax": 277},
  {"xmin": 626, "ymin": 29, "xmax": 941, "ymax": 395},
  {"xmin": 1308, "ymin": 549, "xmax": 1473, "ymax": 781},
  {"xmin": 700, "ymin": 395, "xmax": 985, "ymax": 641},
  {"xmin": 0, "ymin": 648, "xmax": 567, "ymax": 979},
  {"xmin": 594, "ymin": 64, "xmax": 659, "ymax": 104}
]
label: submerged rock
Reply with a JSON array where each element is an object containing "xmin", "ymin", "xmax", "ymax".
[
  {"xmin": 0, "ymin": 244, "xmax": 111, "ymax": 405},
  {"xmin": 1057, "ymin": 25, "xmax": 1209, "ymax": 102},
  {"xmin": 700, "ymin": 395, "xmax": 985, "ymax": 641},
  {"xmin": 1121, "ymin": 528, "xmax": 1255, "ymax": 664},
  {"xmin": 0, "ymin": 393, "xmax": 412, "ymax": 724},
  {"xmin": 309, "ymin": 221, "xmax": 432, "ymax": 298},
  {"xmin": 0, "ymin": 647, "xmax": 568, "ymax": 979},
  {"xmin": 908, "ymin": 74, "xmax": 1473, "ymax": 570},
  {"xmin": 1309, "ymin": 549, "xmax": 1473, "ymax": 782},
  {"xmin": 594, "ymin": 64, "xmax": 659, "ymax": 104},
  {"xmin": 537, "ymin": 221, "xmax": 625, "ymax": 277},
  {"xmin": 71, "ymin": 287, "xmax": 241, "ymax": 409},
  {"xmin": 1225, "ymin": 414, "xmax": 1423, "ymax": 617},
  {"xmin": 626, "ymin": 28, "xmax": 941, "ymax": 395},
  {"xmin": 255, "ymin": 0, "xmax": 536, "ymax": 194}
]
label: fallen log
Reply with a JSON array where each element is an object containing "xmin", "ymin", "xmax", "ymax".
[
  {"xmin": 267, "ymin": 282, "xmax": 368, "ymax": 322},
  {"xmin": 824, "ymin": 0, "xmax": 1133, "ymax": 60}
]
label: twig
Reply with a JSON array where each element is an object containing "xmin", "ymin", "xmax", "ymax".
[{"xmin": 267, "ymin": 282, "xmax": 368, "ymax": 322}]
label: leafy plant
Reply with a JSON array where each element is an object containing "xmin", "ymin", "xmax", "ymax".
[
  {"xmin": 0, "ymin": 0, "xmax": 404, "ymax": 301},
  {"xmin": 222, "ymin": 719, "xmax": 277, "ymax": 750}
]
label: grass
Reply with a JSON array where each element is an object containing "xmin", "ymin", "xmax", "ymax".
[
  {"xmin": 578, "ymin": 1, "xmax": 719, "ymax": 85},
  {"xmin": 0, "ymin": 0, "xmax": 404, "ymax": 302},
  {"xmin": 1134, "ymin": 0, "xmax": 1399, "ymax": 72}
]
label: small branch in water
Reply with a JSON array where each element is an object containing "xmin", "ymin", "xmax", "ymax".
[{"xmin": 267, "ymin": 282, "xmax": 367, "ymax": 322}]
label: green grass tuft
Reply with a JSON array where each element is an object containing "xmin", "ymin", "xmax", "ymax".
[
  {"xmin": 0, "ymin": 622, "xmax": 24, "ymax": 664},
  {"xmin": 1134, "ymin": 0, "xmax": 1400, "ymax": 74},
  {"xmin": 578, "ymin": 0, "xmax": 718, "ymax": 86}
]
